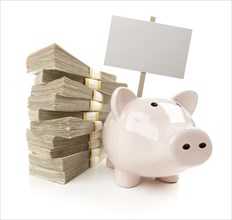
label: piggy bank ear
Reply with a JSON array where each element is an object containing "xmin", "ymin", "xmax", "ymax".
[
  {"xmin": 111, "ymin": 87, "xmax": 136, "ymax": 119},
  {"xmin": 172, "ymin": 90, "xmax": 198, "ymax": 114}
]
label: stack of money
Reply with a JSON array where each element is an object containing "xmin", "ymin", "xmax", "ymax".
[{"xmin": 26, "ymin": 44, "xmax": 127, "ymax": 184}]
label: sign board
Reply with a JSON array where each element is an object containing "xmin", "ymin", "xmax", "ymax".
[{"xmin": 104, "ymin": 16, "xmax": 192, "ymax": 79}]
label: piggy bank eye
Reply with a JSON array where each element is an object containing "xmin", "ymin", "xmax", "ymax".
[
  {"xmin": 176, "ymin": 103, "xmax": 181, "ymax": 107},
  {"xmin": 151, "ymin": 102, "xmax": 158, "ymax": 107}
]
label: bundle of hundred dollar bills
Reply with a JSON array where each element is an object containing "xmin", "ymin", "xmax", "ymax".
[{"xmin": 26, "ymin": 43, "xmax": 127, "ymax": 184}]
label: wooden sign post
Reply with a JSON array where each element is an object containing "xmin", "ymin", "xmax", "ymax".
[{"xmin": 137, "ymin": 16, "xmax": 156, "ymax": 97}]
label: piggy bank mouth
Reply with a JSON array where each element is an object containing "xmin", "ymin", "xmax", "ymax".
[{"xmin": 170, "ymin": 128, "xmax": 212, "ymax": 167}]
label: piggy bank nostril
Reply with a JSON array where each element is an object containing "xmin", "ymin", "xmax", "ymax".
[
  {"xmin": 199, "ymin": 142, "xmax": 207, "ymax": 148},
  {"xmin": 182, "ymin": 143, "xmax": 190, "ymax": 150}
]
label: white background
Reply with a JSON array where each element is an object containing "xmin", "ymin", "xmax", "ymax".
[{"xmin": 1, "ymin": 1, "xmax": 231, "ymax": 219}]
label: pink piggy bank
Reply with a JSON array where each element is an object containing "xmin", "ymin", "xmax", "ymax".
[{"xmin": 103, "ymin": 87, "xmax": 212, "ymax": 188}]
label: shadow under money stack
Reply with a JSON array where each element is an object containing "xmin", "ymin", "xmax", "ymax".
[{"xmin": 26, "ymin": 44, "xmax": 127, "ymax": 184}]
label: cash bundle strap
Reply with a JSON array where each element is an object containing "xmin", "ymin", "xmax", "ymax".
[
  {"xmin": 89, "ymin": 67, "xmax": 101, "ymax": 80},
  {"xmin": 83, "ymin": 112, "xmax": 99, "ymax": 121},
  {"xmin": 92, "ymin": 90, "xmax": 103, "ymax": 103},
  {"xmin": 89, "ymin": 131, "xmax": 101, "ymax": 141},
  {"xmin": 94, "ymin": 121, "xmax": 103, "ymax": 131},
  {"xmin": 89, "ymin": 140, "xmax": 101, "ymax": 150},
  {"xmin": 85, "ymin": 78, "xmax": 101, "ymax": 91},
  {"xmin": 90, "ymin": 156, "xmax": 100, "ymax": 167},
  {"xmin": 90, "ymin": 100, "xmax": 102, "ymax": 111}
]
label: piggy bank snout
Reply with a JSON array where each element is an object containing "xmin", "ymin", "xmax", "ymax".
[{"xmin": 171, "ymin": 128, "xmax": 212, "ymax": 167}]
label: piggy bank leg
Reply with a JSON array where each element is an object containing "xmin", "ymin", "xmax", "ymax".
[
  {"xmin": 114, "ymin": 168, "xmax": 141, "ymax": 188},
  {"xmin": 157, "ymin": 175, "xmax": 179, "ymax": 183},
  {"xmin": 106, "ymin": 158, "xmax": 114, "ymax": 169}
]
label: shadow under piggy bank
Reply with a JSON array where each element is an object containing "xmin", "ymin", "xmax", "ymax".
[{"xmin": 140, "ymin": 177, "xmax": 179, "ymax": 196}]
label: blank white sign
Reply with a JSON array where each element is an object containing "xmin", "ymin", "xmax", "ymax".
[{"xmin": 104, "ymin": 16, "xmax": 192, "ymax": 79}]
